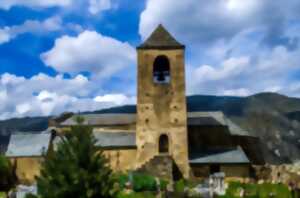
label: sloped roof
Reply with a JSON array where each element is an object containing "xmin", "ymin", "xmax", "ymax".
[
  {"xmin": 60, "ymin": 114, "xmax": 136, "ymax": 126},
  {"xmin": 61, "ymin": 112, "xmax": 226, "ymax": 126},
  {"xmin": 188, "ymin": 117, "xmax": 223, "ymax": 126},
  {"xmin": 188, "ymin": 112, "xmax": 227, "ymax": 125},
  {"xmin": 225, "ymin": 118, "xmax": 250, "ymax": 136},
  {"xmin": 6, "ymin": 132, "xmax": 51, "ymax": 157},
  {"xmin": 137, "ymin": 24, "xmax": 185, "ymax": 49},
  {"xmin": 187, "ymin": 112, "xmax": 250, "ymax": 136},
  {"xmin": 189, "ymin": 147, "xmax": 250, "ymax": 164},
  {"xmin": 93, "ymin": 132, "xmax": 136, "ymax": 149},
  {"xmin": 51, "ymin": 131, "xmax": 136, "ymax": 151},
  {"xmin": 59, "ymin": 111, "xmax": 250, "ymax": 136}
]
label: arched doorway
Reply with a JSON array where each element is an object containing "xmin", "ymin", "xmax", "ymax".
[
  {"xmin": 159, "ymin": 134, "xmax": 169, "ymax": 153},
  {"xmin": 153, "ymin": 55, "xmax": 170, "ymax": 84}
]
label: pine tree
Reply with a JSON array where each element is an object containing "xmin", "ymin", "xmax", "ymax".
[{"xmin": 33, "ymin": 120, "xmax": 116, "ymax": 198}]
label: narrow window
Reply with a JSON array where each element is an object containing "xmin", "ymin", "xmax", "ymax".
[
  {"xmin": 159, "ymin": 134, "xmax": 169, "ymax": 153},
  {"xmin": 153, "ymin": 55, "xmax": 170, "ymax": 84}
]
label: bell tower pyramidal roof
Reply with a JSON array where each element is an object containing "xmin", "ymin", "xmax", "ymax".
[{"xmin": 137, "ymin": 24, "xmax": 185, "ymax": 49}]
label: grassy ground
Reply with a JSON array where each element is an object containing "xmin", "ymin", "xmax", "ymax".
[
  {"xmin": 218, "ymin": 182, "xmax": 294, "ymax": 198},
  {"xmin": 0, "ymin": 192, "xmax": 6, "ymax": 198},
  {"xmin": 116, "ymin": 191, "xmax": 156, "ymax": 198}
]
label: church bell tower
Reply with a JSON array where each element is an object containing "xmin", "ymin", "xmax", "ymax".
[{"xmin": 136, "ymin": 25, "xmax": 190, "ymax": 178}]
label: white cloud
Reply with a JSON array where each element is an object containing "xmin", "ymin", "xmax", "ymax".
[
  {"xmin": 264, "ymin": 86, "xmax": 282, "ymax": 93},
  {"xmin": 223, "ymin": 88, "xmax": 251, "ymax": 97},
  {"xmin": 0, "ymin": 0, "xmax": 72, "ymax": 10},
  {"xmin": 89, "ymin": 0, "xmax": 112, "ymax": 15},
  {"xmin": 226, "ymin": 0, "xmax": 260, "ymax": 14},
  {"xmin": 94, "ymin": 94, "xmax": 136, "ymax": 105},
  {"xmin": 0, "ymin": 89, "xmax": 7, "ymax": 101},
  {"xmin": 0, "ymin": 28, "xmax": 11, "ymax": 44},
  {"xmin": 41, "ymin": 30, "xmax": 135, "ymax": 78},
  {"xmin": 16, "ymin": 103, "xmax": 31, "ymax": 115},
  {"xmin": 0, "ymin": 73, "xmax": 135, "ymax": 120},
  {"xmin": 188, "ymin": 28, "xmax": 300, "ymax": 97},
  {"xmin": 139, "ymin": 0, "xmax": 261, "ymax": 43},
  {"xmin": 1, "ymin": 73, "xmax": 25, "ymax": 85},
  {"xmin": 0, "ymin": 16, "xmax": 63, "ymax": 44},
  {"xmin": 139, "ymin": 0, "xmax": 300, "ymax": 54},
  {"xmin": 193, "ymin": 56, "xmax": 250, "ymax": 84}
]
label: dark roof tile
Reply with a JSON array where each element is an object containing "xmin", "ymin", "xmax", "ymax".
[
  {"xmin": 93, "ymin": 132, "xmax": 136, "ymax": 149},
  {"xmin": 137, "ymin": 24, "xmax": 185, "ymax": 49}
]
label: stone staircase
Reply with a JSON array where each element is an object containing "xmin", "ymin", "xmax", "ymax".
[{"xmin": 136, "ymin": 154, "xmax": 173, "ymax": 180}]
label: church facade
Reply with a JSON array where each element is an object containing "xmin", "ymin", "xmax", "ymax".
[{"xmin": 6, "ymin": 25, "xmax": 263, "ymax": 183}]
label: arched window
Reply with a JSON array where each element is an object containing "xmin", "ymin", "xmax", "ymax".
[
  {"xmin": 153, "ymin": 55, "xmax": 170, "ymax": 84},
  {"xmin": 159, "ymin": 134, "xmax": 169, "ymax": 153}
]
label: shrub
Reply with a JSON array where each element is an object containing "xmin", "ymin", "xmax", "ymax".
[
  {"xmin": 174, "ymin": 179, "xmax": 185, "ymax": 193},
  {"xmin": 116, "ymin": 172, "xmax": 158, "ymax": 192},
  {"xmin": 26, "ymin": 194, "xmax": 40, "ymax": 198},
  {"xmin": 116, "ymin": 191, "xmax": 156, "ymax": 198},
  {"xmin": 118, "ymin": 173, "xmax": 129, "ymax": 189},
  {"xmin": 132, "ymin": 173, "xmax": 157, "ymax": 192},
  {"xmin": 0, "ymin": 192, "xmax": 6, "ymax": 198},
  {"xmin": 0, "ymin": 155, "xmax": 15, "ymax": 191},
  {"xmin": 219, "ymin": 182, "xmax": 293, "ymax": 198},
  {"xmin": 160, "ymin": 179, "xmax": 169, "ymax": 191}
]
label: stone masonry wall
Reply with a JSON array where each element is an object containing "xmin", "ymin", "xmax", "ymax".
[{"xmin": 136, "ymin": 49, "xmax": 190, "ymax": 178}]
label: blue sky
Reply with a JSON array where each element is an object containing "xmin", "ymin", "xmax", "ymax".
[{"xmin": 0, "ymin": 0, "xmax": 300, "ymax": 119}]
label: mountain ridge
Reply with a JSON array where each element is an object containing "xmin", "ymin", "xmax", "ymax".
[{"xmin": 1, "ymin": 92, "xmax": 300, "ymax": 164}]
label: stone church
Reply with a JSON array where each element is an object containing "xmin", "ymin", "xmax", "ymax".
[{"xmin": 6, "ymin": 25, "xmax": 263, "ymax": 183}]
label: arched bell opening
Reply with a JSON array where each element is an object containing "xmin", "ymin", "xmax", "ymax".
[{"xmin": 153, "ymin": 55, "xmax": 170, "ymax": 84}]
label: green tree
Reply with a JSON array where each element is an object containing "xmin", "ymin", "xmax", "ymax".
[
  {"xmin": 0, "ymin": 154, "xmax": 15, "ymax": 191},
  {"xmin": 33, "ymin": 122, "xmax": 116, "ymax": 198}
]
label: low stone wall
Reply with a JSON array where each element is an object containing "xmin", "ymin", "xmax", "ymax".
[
  {"xmin": 253, "ymin": 164, "xmax": 300, "ymax": 188},
  {"xmin": 190, "ymin": 164, "xmax": 250, "ymax": 179}
]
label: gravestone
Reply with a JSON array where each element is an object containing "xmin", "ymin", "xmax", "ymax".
[{"xmin": 210, "ymin": 172, "xmax": 226, "ymax": 196}]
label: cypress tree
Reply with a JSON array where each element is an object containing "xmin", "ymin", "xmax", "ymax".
[{"xmin": 33, "ymin": 120, "xmax": 116, "ymax": 198}]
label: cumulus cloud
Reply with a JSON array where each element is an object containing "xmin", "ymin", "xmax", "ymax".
[
  {"xmin": 0, "ymin": 16, "xmax": 63, "ymax": 44},
  {"xmin": 0, "ymin": 73, "xmax": 135, "ymax": 120},
  {"xmin": 41, "ymin": 30, "xmax": 135, "ymax": 78},
  {"xmin": 139, "ymin": 0, "xmax": 300, "ymax": 48},
  {"xmin": 140, "ymin": 0, "xmax": 255, "ymax": 43},
  {"xmin": 89, "ymin": 0, "xmax": 112, "ymax": 15},
  {"xmin": 0, "ymin": 0, "xmax": 72, "ymax": 10},
  {"xmin": 94, "ymin": 94, "xmax": 136, "ymax": 105},
  {"xmin": 223, "ymin": 88, "xmax": 251, "ymax": 97},
  {"xmin": 188, "ymin": 29, "xmax": 300, "ymax": 97},
  {"xmin": 194, "ymin": 57, "xmax": 250, "ymax": 83}
]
